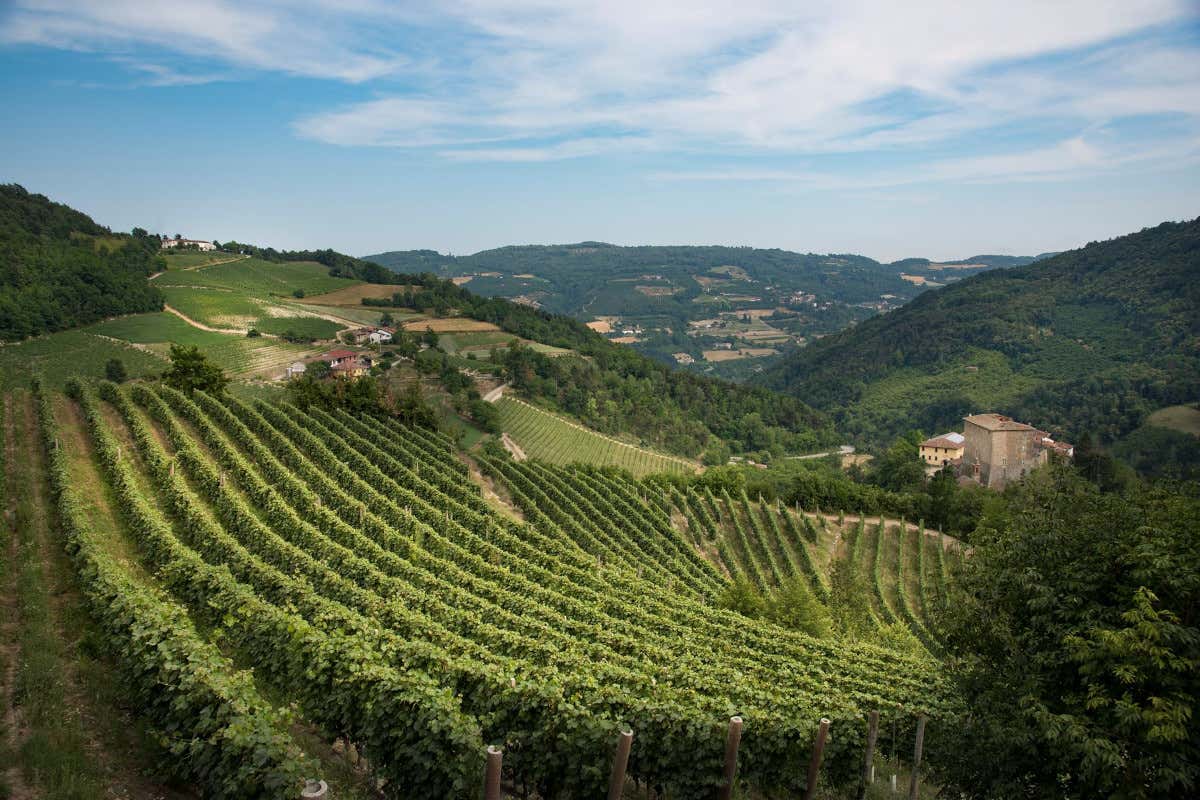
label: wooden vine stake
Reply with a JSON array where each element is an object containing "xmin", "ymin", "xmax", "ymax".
[
  {"xmin": 717, "ymin": 716, "xmax": 743, "ymax": 800},
  {"xmin": 858, "ymin": 711, "xmax": 880, "ymax": 800},
  {"xmin": 804, "ymin": 718, "xmax": 831, "ymax": 800},
  {"xmin": 607, "ymin": 728, "xmax": 633, "ymax": 800},
  {"xmin": 907, "ymin": 715, "xmax": 927, "ymax": 800},
  {"xmin": 484, "ymin": 745, "xmax": 503, "ymax": 800}
]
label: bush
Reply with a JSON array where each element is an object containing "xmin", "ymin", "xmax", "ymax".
[{"xmin": 104, "ymin": 357, "xmax": 127, "ymax": 383}]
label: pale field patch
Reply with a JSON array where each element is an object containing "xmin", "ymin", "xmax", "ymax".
[{"xmin": 401, "ymin": 317, "xmax": 503, "ymax": 333}]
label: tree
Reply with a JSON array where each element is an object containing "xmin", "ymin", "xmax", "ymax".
[
  {"xmin": 765, "ymin": 577, "xmax": 832, "ymax": 637},
  {"xmin": 717, "ymin": 577, "xmax": 765, "ymax": 618},
  {"xmin": 936, "ymin": 466, "xmax": 1200, "ymax": 798},
  {"xmin": 104, "ymin": 357, "xmax": 128, "ymax": 383},
  {"xmin": 874, "ymin": 430, "xmax": 927, "ymax": 493},
  {"xmin": 161, "ymin": 344, "xmax": 228, "ymax": 395},
  {"xmin": 380, "ymin": 312, "xmax": 394, "ymax": 327},
  {"xmin": 292, "ymin": 288, "xmax": 306, "ymax": 298}
]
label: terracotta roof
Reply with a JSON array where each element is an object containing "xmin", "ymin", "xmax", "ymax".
[
  {"xmin": 964, "ymin": 413, "xmax": 1034, "ymax": 432},
  {"xmin": 325, "ymin": 349, "xmax": 356, "ymax": 360},
  {"xmin": 921, "ymin": 432, "xmax": 964, "ymax": 449}
]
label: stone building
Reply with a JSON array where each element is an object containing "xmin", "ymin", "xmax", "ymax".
[{"xmin": 961, "ymin": 414, "xmax": 1049, "ymax": 489}]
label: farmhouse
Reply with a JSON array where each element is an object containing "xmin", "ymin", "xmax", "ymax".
[
  {"xmin": 673, "ymin": 353, "xmax": 695, "ymax": 365},
  {"xmin": 351, "ymin": 326, "xmax": 395, "ymax": 345},
  {"xmin": 161, "ymin": 238, "xmax": 217, "ymax": 251},
  {"xmin": 322, "ymin": 349, "xmax": 373, "ymax": 378},
  {"xmin": 285, "ymin": 361, "xmax": 306, "ymax": 378},
  {"xmin": 919, "ymin": 432, "xmax": 965, "ymax": 471}
]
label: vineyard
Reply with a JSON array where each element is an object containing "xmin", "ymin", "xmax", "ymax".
[
  {"xmin": 495, "ymin": 396, "xmax": 698, "ymax": 477},
  {"xmin": 653, "ymin": 483, "xmax": 962, "ymax": 650},
  {"xmin": 22, "ymin": 379, "xmax": 955, "ymax": 798}
]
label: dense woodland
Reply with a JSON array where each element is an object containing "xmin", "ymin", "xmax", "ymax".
[
  {"xmin": 0, "ymin": 185, "xmax": 163, "ymax": 340},
  {"xmin": 763, "ymin": 219, "xmax": 1200, "ymax": 460}
]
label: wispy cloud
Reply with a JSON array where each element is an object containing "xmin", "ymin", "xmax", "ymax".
[
  {"xmin": 0, "ymin": 0, "xmax": 410, "ymax": 82},
  {"xmin": 4, "ymin": 0, "xmax": 1199, "ymax": 181}
]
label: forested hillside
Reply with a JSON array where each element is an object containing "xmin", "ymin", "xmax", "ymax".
[
  {"xmin": 761, "ymin": 218, "xmax": 1200, "ymax": 452},
  {"xmin": 374, "ymin": 275, "xmax": 838, "ymax": 458},
  {"xmin": 0, "ymin": 184, "xmax": 163, "ymax": 339}
]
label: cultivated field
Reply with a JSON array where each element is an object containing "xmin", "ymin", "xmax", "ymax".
[
  {"xmin": 25, "ymin": 381, "xmax": 949, "ymax": 798},
  {"xmin": 401, "ymin": 317, "xmax": 503, "ymax": 333},
  {"xmin": 495, "ymin": 396, "xmax": 698, "ymax": 476},
  {"xmin": 87, "ymin": 313, "xmax": 315, "ymax": 379},
  {"xmin": 1147, "ymin": 404, "xmax": 1200, "ymax": 436},
  {"xmin": 297, "ymin": 283, "xmax": 404, "ymax": 306}
]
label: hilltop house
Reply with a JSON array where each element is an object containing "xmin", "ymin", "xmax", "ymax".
[
  {"xmin": 161, "ymin": 238, "xmax": 216, "ymax": 251},
  {"xmin": 919, "ymin": 432, "xmax": 965, "ymax": 472},
  {"xmin": 959, "ymin": 413, "xmax": 1073, "ymax": 489}
]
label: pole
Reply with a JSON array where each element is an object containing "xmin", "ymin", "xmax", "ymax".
[
  {"xmin": 607, "ymin": 728, "xmax": 634, "ymax": 800},
  {"xmin": 804, "ymin": 718, "xmax": 831, "ymax": 800},
  {"xmin": 484, "ymin": 745, "xmax": 503, "ymax": 800},
  {"xmin": 858, "ymin": 711, "xmax": 880, "ymax": 800},
  {"xmin": 907, "ymin": 716, "xmax": 926, "ymax": 800},
  {"xmin": 716, "ymin": 716, "xmax": 743, "ymax": 800}
]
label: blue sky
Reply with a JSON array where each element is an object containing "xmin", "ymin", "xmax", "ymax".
[{"xmin": 1, "ymin": 1, "xmax": 1198, "ymax": 261}]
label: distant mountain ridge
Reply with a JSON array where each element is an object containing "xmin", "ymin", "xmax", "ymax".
[
  {"xmin": 757, "ymin": 218, "xmax": 1200, "ymax": 450},
  {"xmin": 363, "ymin": 242, "xmax": 1046, "ymax": 317}
]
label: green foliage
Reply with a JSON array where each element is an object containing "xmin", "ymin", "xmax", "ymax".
[
  {"xmin": 495, "ymin": 396, "xmax": 696, "ymax": 476},
  {"xmin": 360, "ymin": 274, "xmax": 835, "ymax": 458},
  {"xmin": 717, "ymin": 576, "xmax": 766, "ymax": 618},
  {"xmin": 828, "ymin": 554, "xmax": 874, "ymax": 637},
  {"xmin": 38, "ymin": 380, "xmax": 312, "ymax": 798},
  {"xmin": 936, "ymin": 466, "xmax": 1200, "ymax": 798},
  {"xmin": 161, "ymin": 344, "xmax": 228, "ymax": 395},
  {"xmin": 0, "ymin": 184, "xmax": 163, "ymax": 340},
  {"xmin": 765, "ymin": 218, "xmax": 1200, "ymax": 466},
  {"xmin": 874, "ymin": 431, "xmax": 927, "ymax": 493},
  {"xmin": 765, "ymin": 577, "xmax": 833, "ymax": 638},
  {"xmin": 103, "ymin": 357, "xmax": 127, "ymax": 383}
]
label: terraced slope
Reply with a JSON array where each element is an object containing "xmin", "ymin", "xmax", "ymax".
[
  {"xmin": 495, "ymin": 395, "xmax": 698, "ymax": 476},
  {"xmin": 647, "ymin": 484, "xmax": 959, "ymax": 647},
  {"xmin": 38, "ymin": 380, "xmax": 951, "ymax": 798}
]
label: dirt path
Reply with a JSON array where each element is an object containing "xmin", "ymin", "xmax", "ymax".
[
  {"xmin": 500, "ymin": 432, "xmax": 526, "ymax": 461},
  {"xmin": 481, "ymin": 382, "xmax": 510, "ymax": 403},
  {"xmin": 163, "ymin": 303, "xmax": 278, "ymax": 338},
  {"xmin": 7, "ymin": 392, "xmax": 196, "ymax": 799},
  {"xmin": 149, "ymin": 253, "xmax": 249, "ymax": 281}
]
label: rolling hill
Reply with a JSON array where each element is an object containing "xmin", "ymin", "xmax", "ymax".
[
  {"xmin": 759, "ymin": 218, "xmax": 1200, "ymax": 451},
  {"xmin": 364, "ymin": 243, "xmax": 1045, "ymax": 373}
]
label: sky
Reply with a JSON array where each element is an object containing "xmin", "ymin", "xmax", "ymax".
[{"xmin": 1, "ymin": 1, "xmax": 1198, "ymax": 262}]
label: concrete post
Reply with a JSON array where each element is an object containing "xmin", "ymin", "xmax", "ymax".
[{"xmin": 716, "ymin": 716, "xmax": 743, "ymax": 800}]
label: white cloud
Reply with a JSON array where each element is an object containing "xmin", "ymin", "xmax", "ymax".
[
  {"xmin": 5, "ymin": 0, "xmax": 1199, "ymax": 174},
  {"xmin": 0, "ymin": 0, "xmax": 408, "ymax": 82}
]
